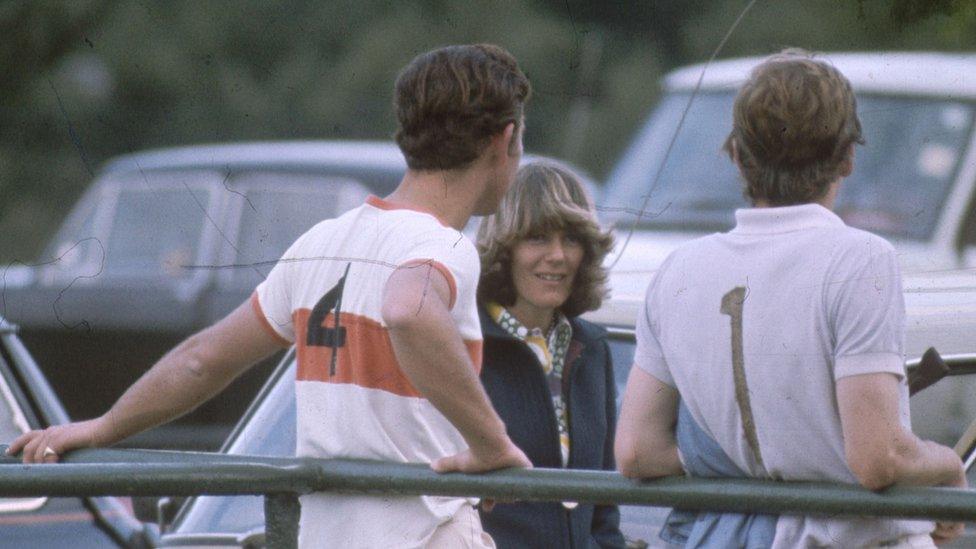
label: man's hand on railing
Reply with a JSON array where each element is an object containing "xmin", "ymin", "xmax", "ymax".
[
  {"xmin": 432, "ymin": 438, "xmax": 531, "ymax": 513},
  {"xmin": 932, "ymin": 465, "xmax": 967, "ymax": 546},
  {"xmin": 5, "ymin": 418, "xmax": 106, "ymax": 463},
  {"xmin": 431, "ymin": 436, "xmax": 531, "ymax": 474}
]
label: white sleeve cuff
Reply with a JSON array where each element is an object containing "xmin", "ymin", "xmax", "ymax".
[{"xmin": 834, "ymin": 352, "xmax": 904, "ymax": 380}]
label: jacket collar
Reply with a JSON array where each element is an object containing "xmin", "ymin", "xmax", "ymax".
[{"xmin": 479, "ymin": 303, "xmax": 605, "ymax": 345}]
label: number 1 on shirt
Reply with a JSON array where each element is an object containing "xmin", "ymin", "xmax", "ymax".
[{"xmin": 721, "ymin": 286, "xmax": 766, "ymax": 471}]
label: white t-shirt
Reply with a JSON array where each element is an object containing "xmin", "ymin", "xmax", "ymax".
[
  {"xmin": 635, "ymin": 204, "xmax": 933, "ymax": 548},
  {"xmin": 253, "ymin": 195, "xmax": 483, "ymax": 548}
]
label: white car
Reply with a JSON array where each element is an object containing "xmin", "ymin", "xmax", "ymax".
[{"xmin": 593, "ymin": 52, "xmax": 976, "ymax": 445}]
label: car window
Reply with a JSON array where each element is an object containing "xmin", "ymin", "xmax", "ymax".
[
  {"xmin": 102, "ymin": 175, "xmax": 214, "ymax": 277},
  {"xmin": 601, "ymin": 92, "xmax": 975, "ymax": 241},
  {"xmin": 221, "ymin": 172, "xmax": 370, "ymax": 287},
  {"xmin": 50, "ymin": 195, "xmax": 98, "ymax": 264},
  {"xmin": 38, "ymin": 191, "xmax": 105, "ymax": 285}
]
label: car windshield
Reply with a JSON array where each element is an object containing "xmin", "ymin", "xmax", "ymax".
[
  {"xmin": 601, "ymin": 92, "xmax": 975, "ymax": 241},
  {"xmin": 169, "ymin": 338, "xmax": 640, "ymax": 540},
  {"xmin": 222, "ymin": 171, "xmax": 371, "ymax": 288}
]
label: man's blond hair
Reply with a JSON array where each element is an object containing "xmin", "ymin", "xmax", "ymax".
[{"xmin": 724, "ymin": 48, "xmax": 864, "ymax": 205}]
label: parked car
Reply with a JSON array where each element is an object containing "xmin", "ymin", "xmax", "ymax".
[
  {"xmin": 1, "ymin": 141, "xmax": 596, "ymax": 451},
  {"xmin": 596, "ymin": 51, "xmax": 976, "ymax": 444},
  {"xmin": 0, "ymin": 317, "xmax": 148, "ymax": 548}
]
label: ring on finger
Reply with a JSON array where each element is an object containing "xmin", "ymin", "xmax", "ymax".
[{"xmin": 42, "ymin": 446, "xmax": 57, "ymax": 458}]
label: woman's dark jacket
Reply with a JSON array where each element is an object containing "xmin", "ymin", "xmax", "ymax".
[{"xmin": 478, "ymin": 305, "xmax": 626, "ymax": 549}]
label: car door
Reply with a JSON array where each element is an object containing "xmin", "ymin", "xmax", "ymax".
[{"xmin": 0, "ymin": 326, "xmax": 142, "ymax": 548}]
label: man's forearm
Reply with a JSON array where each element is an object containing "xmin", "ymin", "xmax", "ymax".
[
  {"xmin": 890, "ymin": 434, "xmax": 965, "ymax": 488},
  {"xmin": 616, "ymin": 367, "xmax": 683, "ymax": 478},
  {"xmin": 9, "ymin": 299, "xmax": 281, "ymax": 462},
  {"xmin": 617, "ymin": 433, "xmax": 682, "ymax": 479},
  {"xmin": 839, "ymin": 373, "xmax": 965, "ymax": 490},
  {"xmin": 93, "ymin": 300, "xmax": 282, "ymax": 446},
  {"xmin": 94, "ymin": 334, "xmax": 242, "ymax": 445}
]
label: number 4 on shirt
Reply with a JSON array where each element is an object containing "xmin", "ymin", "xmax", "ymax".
[{"xmin": 306, "ymin": 263, "xmax": 351, "ymax": 376}]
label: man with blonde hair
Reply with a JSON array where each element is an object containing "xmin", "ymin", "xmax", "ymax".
[
  {"xmin": 615, "ymin": 49, "xmax": 965, "ymax": 547},
  {"xmin": 10, "ymin": 44, "xmax": 531, "ymax": 548}
]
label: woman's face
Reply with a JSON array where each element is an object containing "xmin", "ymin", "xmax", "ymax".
[{"xmin": 509, "ymin": 229, "xmax": 585, "ymax": 325}]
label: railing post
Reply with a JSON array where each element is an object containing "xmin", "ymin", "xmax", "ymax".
[{"xmin": 264, "ymin": 492, "xmax": 299, "ymax": 549}]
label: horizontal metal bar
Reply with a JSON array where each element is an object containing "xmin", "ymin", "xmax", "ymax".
[
  {"xmin": 906, "ymin": 352, "xmax": 976, "ymax": 375},
  {"xmin": 1, "ymin": 447, "xmax": 975, "ymax": 522}
]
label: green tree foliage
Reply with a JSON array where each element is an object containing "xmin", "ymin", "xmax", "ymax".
[{"xmin": 1, "ymin": 0, "xmax": 974, "ymax": 262}]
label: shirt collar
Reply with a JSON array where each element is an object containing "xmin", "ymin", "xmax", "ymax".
[
  {"xmin": 730, "ymin": 203, "xmax": 846, "ymax": 235},
  {"xmin": 485, "ymin": 302, "xmax": 571, "ymax": 343},
  {"xmin": 365, "ymin": 195, "xmax": 452, "ymax": 228}
]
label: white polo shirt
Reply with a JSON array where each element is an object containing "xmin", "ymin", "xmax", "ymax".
[
  {"xmin": 635, "ymin": 204, "xmax": 933, "ymax": 547},
  {"xmin": 253, "ymin": 196, "xmax": 482, "ymax": 548}
]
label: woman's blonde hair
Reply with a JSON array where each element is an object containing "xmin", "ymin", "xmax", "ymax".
[{"xmin": 476, "ymin": 161, "xmax": 614, "ymax": 317}]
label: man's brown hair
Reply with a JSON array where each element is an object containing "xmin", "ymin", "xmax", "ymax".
[
  {"xmin": 477, "ymin": 161, "xmax": 613, "ymax": 318},
  {"xmin": 724, "ymin": 49, "xmax": 864, "ymax": 205},
  {"xmin": 394, "ymin": 44, "xmax": 531, "ymax": 171}
]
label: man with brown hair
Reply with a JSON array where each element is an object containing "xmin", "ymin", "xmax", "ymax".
[
  {"xmin": 10, "ymin": 43, "xmax": 531, "ymax": 548},
  {"xmin": 615, "ymin": 49, "xmax": 965, "ymax": 547}
]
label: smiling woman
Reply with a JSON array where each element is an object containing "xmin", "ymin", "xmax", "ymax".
[
  {"xmin": 506, "ymin": 231, "xmax": 585, "ymax": 330},
  {"xmin": 474, "ymin": 161, "xmax": 624, "ymax": 548}
]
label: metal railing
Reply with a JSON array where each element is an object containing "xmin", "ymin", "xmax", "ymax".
[{"xmin": 2, "ymin": 446, "xmax": 976, "ymax": 548}]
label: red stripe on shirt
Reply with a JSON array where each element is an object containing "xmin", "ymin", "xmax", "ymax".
[{"xmin": 293, "ymin": 308, "xmax": 482, "ymax": 398}]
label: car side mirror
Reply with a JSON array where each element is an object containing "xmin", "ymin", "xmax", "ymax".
[{"xmin": 157, "ymin": 496, "xmax": 179, "ymax": 533}]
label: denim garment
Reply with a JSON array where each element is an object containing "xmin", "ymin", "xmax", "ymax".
[{"xmin": 660, "ymin": 401, "xmax": 777, "ymax": 549}]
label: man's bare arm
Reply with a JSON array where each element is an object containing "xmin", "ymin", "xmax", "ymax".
[
  {"xmin": 8, "ymin": 299, "xmax": 285, "ymax": 462},
  {"xmin": 382, "ymin": 262, "xmax": 529, "ymax": 472},
  {"xmin": 838, "ymin": 372, "xmax": 964, "ymax": 490},
  {"xmin": 615, "ymin": 366, "xmax": 683, "ymax": 479}
]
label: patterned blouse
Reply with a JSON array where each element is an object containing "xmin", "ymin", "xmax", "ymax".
[{"xmin": 486, "ymin": 302, "xmax": 573, "ymax": 466}]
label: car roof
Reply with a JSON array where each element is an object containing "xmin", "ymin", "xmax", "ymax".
[
  {"xmin": 101, "ymin": 140, "xmax": 408, "ymax": 175},
  {"xmin": 664, "ymin": 51, "xmax": 976, "ymax": 99},
  {"xmin": 95, "ymin": 140, "xmax": 599, "ymax": 202},
  {"xmin": 99, "ymin": 140, "xmax": 570, "ymax": 177}
]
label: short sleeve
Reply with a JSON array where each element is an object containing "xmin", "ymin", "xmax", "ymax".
[
  {"xmin": 398, "ymin": 228, "xmax": 479, "ymax": 311},
  {"xmin": 827, "ymin": 238, "xmax": 905, "ymax": 380},
  {"xmin": 634, "ymin": 271, "xmax": 675, "ymax": 387},
  {"xmin": 253, "ymin": 232, "xmax": 308, "ymax": 345}
]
